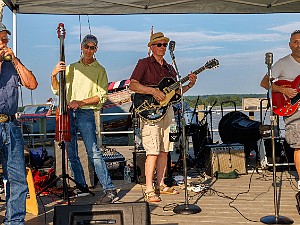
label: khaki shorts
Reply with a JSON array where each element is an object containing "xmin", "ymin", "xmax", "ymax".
[
  {"xmin": 284, "ymin": 109, "xmax": 300, "ymax": 149},
  {"xmin": 141, "ymin": 107, "xmax": 174, "ymax": 156}
]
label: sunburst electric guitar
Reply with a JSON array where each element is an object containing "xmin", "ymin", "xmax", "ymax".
[
  {"xmin": 272, "ymin": 75, "xmax": 300, "ymax": 116},
  {"xmin": 133, "ymin": 58, "xmax": 219, "ymax": 122}
]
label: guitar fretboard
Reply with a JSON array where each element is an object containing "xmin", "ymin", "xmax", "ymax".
[{"xmin": 169, "ymin": 66, "xmax": 206, "ymax": 91}]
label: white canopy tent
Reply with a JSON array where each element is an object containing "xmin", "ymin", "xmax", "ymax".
[
  {"xmin": 3, "ymin": 0, "xmax": 300, "ymax": 52},
  {"xmin": 3, "ymin": 0, "xmax": 300, "ymax": 15}
]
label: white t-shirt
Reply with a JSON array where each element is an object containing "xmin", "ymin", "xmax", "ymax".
[{"xmin": 272, "ymin": 54, "xmax": 300, "ymax": 81}]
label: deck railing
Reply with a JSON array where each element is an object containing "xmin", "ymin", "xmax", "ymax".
[{"xmin": 20, "ymin": 107, "xmax": 284, "ymax": 146}]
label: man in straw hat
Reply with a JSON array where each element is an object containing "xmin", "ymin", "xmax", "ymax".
[{"xmin": 130, "ymin": 31, "xmax": 197, "ymax": 202}]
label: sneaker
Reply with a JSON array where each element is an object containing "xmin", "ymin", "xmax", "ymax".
[
  {"xmin": 298, "ymin": 180, "xmax": 300, "ymax": 191},
  {"xmin": 73, "ymin": 188, "xmax": 90, "ymax": 197},
  {"xmin": 99, "ymin": 190, "xmax": 119, "ymax": 204}
]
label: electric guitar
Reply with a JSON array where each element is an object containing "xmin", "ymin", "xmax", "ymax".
[
  {"xmin": 272, "ymin": 75, "xmax": 300, "ymax": 116},
  {"xmin": 133, "ymin": 58, "xmax": 219, "ymax": 122}
]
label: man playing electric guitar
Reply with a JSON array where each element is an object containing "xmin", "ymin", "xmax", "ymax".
[
  {"xmin": 129, "ymin": 32, "xmax": 197, "ymax": 202},
  {"xmin": 260, "ymin": 30, "xmax": 300, "ymax": 192}
]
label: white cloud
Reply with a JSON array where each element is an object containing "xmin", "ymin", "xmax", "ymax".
[{"xmin": 269, "ymin": 22, "xmax": 300, "ymax": 33}]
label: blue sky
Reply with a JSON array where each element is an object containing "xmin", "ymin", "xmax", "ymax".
[{"xmin": 2, "ymin": 8, "xmax": 300, "ymax": 105}]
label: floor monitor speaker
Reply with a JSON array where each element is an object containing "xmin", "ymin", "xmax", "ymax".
[{"xmin": 53, "ymin": 202, "xmax": 150, "ymax": 225}]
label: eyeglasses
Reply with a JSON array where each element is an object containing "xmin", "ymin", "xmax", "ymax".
[
  {"xmin": 0, "ymin": 37, "xmax": 9, "ymax": 43},
  {"xmin": 83, "ymin": 45, "xmax": 96, "ymax": 50},
  {"xmin": 152, "ymin": 43, "xmax": 168, "ymax": 47}
]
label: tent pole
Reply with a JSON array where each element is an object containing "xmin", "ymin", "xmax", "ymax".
[{"xmin": 12, "ymin": 9, "xmax": 16, "ymax": 55}]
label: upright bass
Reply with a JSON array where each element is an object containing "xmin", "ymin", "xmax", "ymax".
[{"xmin": 55, "ymin": 23, "xmax": 71, "ymax": 142}]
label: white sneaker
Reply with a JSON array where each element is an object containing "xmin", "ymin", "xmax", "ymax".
[{"xmin": 73, "ymin": 189, "xmax": 90, "ymax": 197}]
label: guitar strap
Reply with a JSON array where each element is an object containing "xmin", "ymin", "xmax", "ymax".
[{"xmin": 166, "ymin": 64, "xmax": 177, "ymax": 81}]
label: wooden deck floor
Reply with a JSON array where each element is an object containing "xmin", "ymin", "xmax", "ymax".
[{"xmin": 0, "ymin": 146, "xmax": 299, "ymax": 225}]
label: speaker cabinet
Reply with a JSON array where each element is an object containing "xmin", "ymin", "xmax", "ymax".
[
  {"xmin": 55, "ymin": 140, "xmax": 95, "ymax": 188},
  {"xmin": 205, "ymin": 143, "xmax": 246, "ymax": 176},
  {"xmin": 133, "ymin": 149, "xmax": 146, "ymax": 184},
  {"xmin": 53, "ymin": 202, "xmax": 150, "ymax": 225},
  {"xmin": 258, "ymin": 137, "xmax": 294, "ymax": 168}
]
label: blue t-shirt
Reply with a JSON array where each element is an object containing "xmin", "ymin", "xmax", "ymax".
[{"xmin": 0, "ymin": 61, "xmax": 19, "ymax": 115}]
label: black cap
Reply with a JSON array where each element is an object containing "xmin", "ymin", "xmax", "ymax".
[{"xmin": 0, "ymin": 22, "xmax": 11, "ymax": 35}]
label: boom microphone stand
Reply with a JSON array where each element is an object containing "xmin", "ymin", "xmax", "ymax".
[
  {"xmin": 260, "ymin": 52, "xmax": 293, "ymax": 224},
  {"xmin": 169, "ymin": 40, "xmax": 201, "ymax": 214}
]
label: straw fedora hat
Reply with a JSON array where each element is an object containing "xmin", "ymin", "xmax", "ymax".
[{"xmin": 147, "ymin": 32, "xmax": 170, "ymax": 47}]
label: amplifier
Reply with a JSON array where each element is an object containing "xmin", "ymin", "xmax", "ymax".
[
  {"xmin": 132, "ymin": 148, "xmax": 146, "ymax": 184},
  {"xmin": 258, "ymin": 137, "xmax": 294, "ymax": 169},
  {"xmin": 205, "ymin": 143, "xmax": 246, "ymax": 177}
]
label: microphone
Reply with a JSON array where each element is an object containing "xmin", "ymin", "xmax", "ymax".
[
  {"xmin": 265, "ymin": 52, "xmax": 273, "ymax": 67},
  {"xmin": 169, "ymin": 40, "xmax": 176, "ymax": 52}
]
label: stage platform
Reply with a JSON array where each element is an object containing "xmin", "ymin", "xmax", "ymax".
[{"xmin": 0, "ymin": 145, "xmax": 299, "ymax": 225}]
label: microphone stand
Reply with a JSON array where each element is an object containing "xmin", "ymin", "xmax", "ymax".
[
  {"xmin": 260, "ymin": 53, "xmax": 293, "ymax": 224},
  {"xmin": 170, "ymin": 44, "xmax": 201, "ymax": 215}
]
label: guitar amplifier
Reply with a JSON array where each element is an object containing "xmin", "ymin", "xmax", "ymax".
[
  {"xmin": 258, "ymin": 137, "xmax": 294, "ymax": 169},
  {"xmin": 205, "ymin": 143, "xmax": 246, "ymax": 177}
]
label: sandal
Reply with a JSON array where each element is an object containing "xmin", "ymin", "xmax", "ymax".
[
  {"xmin": 144, "ymin": 190, "xmax": 161, "ymax": 202},
  {"xmin": 155, "ymin": 185, "xmax": 179, "ymax": 195}
]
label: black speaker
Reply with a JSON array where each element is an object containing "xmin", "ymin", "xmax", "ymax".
[
  {"xmin": 133, "ymin": 148, "xmax": 146, "ymax": 184},
  {"xmin": 262, "ymin": 137, "xmax": 294, "ymax": 164},
  {"xmin": 53, "ymin": 202, "xmax": 150, "ymax": 225}
]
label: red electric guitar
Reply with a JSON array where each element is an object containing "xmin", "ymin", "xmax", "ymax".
[
  {"xmin": 55, "ymin": 23, "xmax": 71, "ymax": 142},
  {"xmin": 272, "ymin": 75, "xmax": 300, "ymax": 116}
]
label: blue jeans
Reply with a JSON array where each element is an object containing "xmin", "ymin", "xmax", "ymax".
[
  {"xmin": 67, "ymin": 109, "xmax": 115, "ymax": 191},
  {"xmin": 0, "ymin": 120, "xmax": 28, "ymax": 225}
]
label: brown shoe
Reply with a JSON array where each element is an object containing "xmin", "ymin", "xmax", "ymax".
[
  {"xmin": 144, "ymin": 190, "xmax": 161, "ymax": 202},
  {"xmin": 155, "ymin": 185, "xmax": 179, "ymax": 195}
]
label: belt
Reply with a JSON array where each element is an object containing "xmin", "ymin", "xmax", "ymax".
[{"xmin": 0, "ymin": 114, "xmax": 16, "ymax": 123}]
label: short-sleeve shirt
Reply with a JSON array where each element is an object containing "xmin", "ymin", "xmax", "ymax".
[
  {"xmin": 130, "ymin": 55, "xmax": 177, "ymax": 86},
  {"xmin": 272, "ymin": 54, "xmax": 300, "ymax": 81},
  {"xmin": 0, "ymin": 61, "xmax": 19, "ymax": 115}
]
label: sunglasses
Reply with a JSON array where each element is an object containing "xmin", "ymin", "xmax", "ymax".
[
  {"xmin": 152, "ymin": 43, "xmax": 168, "ymax": 47},
  {"xmin": 83, "ymin": 44, "xmax": 96, "ymax": 50},
  {"xmin": 0, "ymin": 37, "xmax": 9, "ymax": 43}
]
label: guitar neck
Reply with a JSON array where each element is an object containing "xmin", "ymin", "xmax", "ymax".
[
  {"xmin": 169, "ymin": 65, "xmax": 206, "ymax": 91},
  {"xmin": 58, "ymin": 36, "xmax": 68, "ymax": 115}
]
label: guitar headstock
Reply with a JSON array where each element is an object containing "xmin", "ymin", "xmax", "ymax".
[
  {"xmin": 205, "ymin": 58, "xmax": 219, "ymax": 69},
  {"xmin": 57, "ymin": 23, "xmax": 66, "ymax": 39}
]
